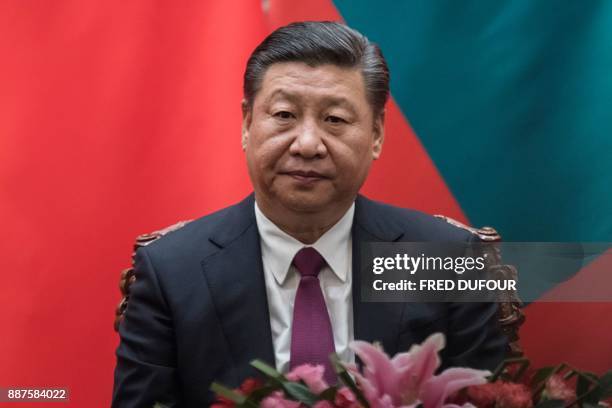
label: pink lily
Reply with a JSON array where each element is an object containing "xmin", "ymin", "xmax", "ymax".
[
  {"xmin": 420, "ymin": 368, "xmax": 487, "ymax": 408},
  {"xmin": 350, "ymin": 333, "xmax": 488, "ymax": 408}
]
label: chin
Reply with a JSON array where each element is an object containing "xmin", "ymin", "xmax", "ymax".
[{"xmin": 275, "ymin": 191, "xmax": 333, "ymax": 214}]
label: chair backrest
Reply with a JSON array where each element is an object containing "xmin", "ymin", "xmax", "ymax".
[
  {"xmin": 435, "ymin": 215, "xmax": 525, "ymax": 357},
  {"xmin": 113, "ymin": 220, "xmax": 192, "ymax": 332}
]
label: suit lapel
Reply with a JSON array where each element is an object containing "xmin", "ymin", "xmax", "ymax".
[
  {"xmin": 200, "ymin": 193, "xmax": 433, "ymax": 373},
  {"xmin": 200, "ymin": 195, "xmax": 275, "ymax": 377},
  {"xmin": 352, "ymin": 195, "xmax": 406, "ymax": 356}
]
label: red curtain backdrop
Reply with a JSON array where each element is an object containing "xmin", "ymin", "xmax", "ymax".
[{"xmin": 1, "ymin": 2, "xmax": 265, "ymax": 406}]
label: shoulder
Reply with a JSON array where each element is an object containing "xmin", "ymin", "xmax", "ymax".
[
  {"xmin": 355, "ymin": 195, "xmax": 474, "ymax": 242},
  {"xmin": 140, "ymin": 194, "xmax": 255, "ymax": 264}
]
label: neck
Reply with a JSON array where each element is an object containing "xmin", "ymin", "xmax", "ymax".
[{"xmin": 255, "ymin": 195, "xmax": 354, "ymax": 245}]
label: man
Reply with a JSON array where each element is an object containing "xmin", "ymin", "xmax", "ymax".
[{"xmin": 112, "ymin": 21, "xmax": 507, "ymax": 407}]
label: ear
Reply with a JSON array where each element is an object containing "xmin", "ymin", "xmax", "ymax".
[
  {"xmin": 372, "ymin": 110, "xmax": 385, "ymax": 160},
  {"xmin": 241, "ymin": 99, "xmax": 251, "ymax": 151}
]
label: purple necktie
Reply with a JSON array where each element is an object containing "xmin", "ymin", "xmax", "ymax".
[{"xmin": 290, "ymin": 247, "xmax": 336, "ymax": 385}]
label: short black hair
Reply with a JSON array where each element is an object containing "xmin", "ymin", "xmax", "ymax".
[{"xmin": 243, "ymin": 21, "xmax": 390, "ymax": 117}]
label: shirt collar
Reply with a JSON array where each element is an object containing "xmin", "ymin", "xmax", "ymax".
[{"xmin": 254, "ymin": 201, "xmax": 355, "ymax": 285}]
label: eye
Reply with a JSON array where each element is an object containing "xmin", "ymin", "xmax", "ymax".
[
  {"xmin": 325, "ymin": 115, "xmax": 347, "ymax": 124},
  {"xmin": 273, "ymin": 111, "xmax": 295, "ymax": 120}
]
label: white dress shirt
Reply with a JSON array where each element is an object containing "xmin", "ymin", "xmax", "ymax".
[{"xmin": 254, "ymin": 201, "xmax": 355, "ymax": 373}]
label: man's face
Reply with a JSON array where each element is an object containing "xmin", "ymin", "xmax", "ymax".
[{"xmin": 242, "ymin": 62, "xmax": 384, "ymax": 216}]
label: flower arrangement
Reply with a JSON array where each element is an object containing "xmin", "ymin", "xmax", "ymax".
[{"xmin": 206, "ymin": 333, "xmax": 612, "ymax": 408}]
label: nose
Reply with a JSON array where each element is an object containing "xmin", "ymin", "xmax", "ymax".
[{"xmin": 289, "ymin": 118, "xmax": 328, "ymax": 159}]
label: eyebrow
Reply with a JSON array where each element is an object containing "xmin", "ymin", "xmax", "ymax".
[
  {"xmin": 323, "ymin": 96, "xmax": 358, "ymax": 112},
  {"xmin": 266, "ymin": 89, "xmax": 358, "ymax": 113}
]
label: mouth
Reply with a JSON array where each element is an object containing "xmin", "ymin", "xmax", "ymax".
[{"xmin": 282, "ymin": 170, "xmax": 328, "ymax": 183}]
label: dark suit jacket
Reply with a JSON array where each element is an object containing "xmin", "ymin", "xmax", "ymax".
[{"xmin": 112, "ymin": 194, "xmax": 507, "ymax": 407}]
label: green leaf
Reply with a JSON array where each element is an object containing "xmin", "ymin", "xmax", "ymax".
[
  {"xmin": 577, "ymin": 374, "xmax": 600, "ymax": 405},
  {"xmin": 246, "ymin": 385, "xmax": 280, "ymax": 403},
  {"xmin": 600, "ymin": 371, "xmax": 612, "ymax": 399},
  {"xmin": 281, "ymin": 382, "xmax": 318, "ymax": 405},
  {"xmin": 530, "ymin": 366, "xmax": 556, "ymax": 387},
  {"xmin": 570, "ymin": 369, "xmax": 603, "ymax": 406},
  {"xmin": 489, "ymin": 357, "xmax": 530, "ymax": 382},
  {"xmin": 209, "ymin": 382, "xmax": 247, "ymax": 404},
  {"xmin": 331, "ymin": 353, "xmax": 370, "ymax": 408},
  {"xmin": 578, "ymin": 374, "xmax": 593, "ymax": 400},
  {"xmin": 236, "ymin": 401, "xmax": 263, "ymax": 408},
  {"xmin": 318, "ymin": 387, "xmax": 338, "ymax": 401},
  {"xmin": 534, "ymin": 399, "xmax": 565, "ymax": 408},
  {"xmin": 251, "ymin": 360, "xmax": 286, "ymax": 382}
]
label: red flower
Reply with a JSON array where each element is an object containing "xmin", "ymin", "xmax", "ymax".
[
  {"xmin": 465, "ymin": 381, "xmax": 533, "ymax": 408},
  {"xmin": 239, "ymin": 378, "xmax": 265, "ymax": 394},
  {"xmin": 334, "ymin": 387, "xmax": 360, "ymax": 408},
  {"xmin": 211, "ymin": 377, "xmax": 265, "ymax": 407},
  {"xmin": 210, "ymin": 397, "xmax": 234, "ymax": 408},
  {"xmin": 544, "ymin": 375, "xmax": 576, "ymax": 404},
  {"xmin": 464, "ymin": 383, "xmax": 497, "ymax": 407}
]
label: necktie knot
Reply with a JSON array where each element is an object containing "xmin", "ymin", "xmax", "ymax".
[{"xmin": 292, "ymin": 247, "xmax": 326, "ymax": 278}]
